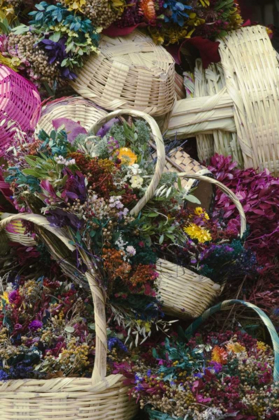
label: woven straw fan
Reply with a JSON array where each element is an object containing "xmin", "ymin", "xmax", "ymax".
[
  {"xmin": 193, "ymin": 60, "xmax": 243, "ymax": 166},
  {"xmin": 165, "ymin": 26, "xmax": 279, "ymax": 175},
  {"xmin": 70, "ymin": 30, "xmax": 176, "ymax": 117}
]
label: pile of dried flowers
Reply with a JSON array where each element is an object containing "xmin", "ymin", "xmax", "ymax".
[
  {"xmin": 208, "ymin": 154, "xmax": 279, "ymax": 324},
  {"xmin": 114, "ymin": 330, "xmax": 279, "ymax": 419},
  {"xmin": 0, "ymin": 0, "xmax": 243, "ymax": 92}
]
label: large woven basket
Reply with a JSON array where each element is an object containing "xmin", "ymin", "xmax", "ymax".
[
  {"xmin": 0, "ymin": 111, "xmax": 166, "ymax": 419},
  {"xmin": 70, "ymin": 30, "xmax": 176, "ymax": 117},
  {"xmin": 165, "ymin": 26, "xmax": 279, "ymax": 175},
  {"xmin": 156, "ymin": 173, "xmax": 246, "ymax": 319},
  {"xmin": 0, "ymin": 64, "xmax": 41, "ymax": 151},
  {"xmin": 37, "ymin": 96, "xmax": 108, "ymax": 134},
  {"xmin": 0, "ymin": 214, "xmax": 138, "ymax": 420}
]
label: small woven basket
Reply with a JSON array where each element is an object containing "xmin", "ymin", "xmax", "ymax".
[
  {"xmin": 156, "ymin": 173, "xmax": 246, "ymax": 319},
  {"xmin": 0, "ymin": 110, "xmax": 166, "ymax": 419},
  {"xmin": 37, "ymin": 96, "xmax": 108, "ymax": 134},
  {"xmin": 70, "ymin": 30, "xmax": 176, "ymax": 117},
  {"xmin": 165, "ymin": 26, "xmax": 279, "ymax": 175},
  {"xmin": 0, "ymin": 64, "xmax": 41, "ymax": 151}
]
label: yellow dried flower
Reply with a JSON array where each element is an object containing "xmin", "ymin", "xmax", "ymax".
[
  {"xmin": 199, "ymin": 0, "xmax": 210, "ymax": 7},
  {"xmin": 63, "ymin": 0, "xmax": 86, "ymax": 13},
  {"xmin": 0, "ymin": 53, "xmax": 20, "ymax": 72},
  {"xmin": 184, "ymin": 223, "xmax": 212, "ymax": 243},
  {"xmin": 118, "ymin": 148, "xmax": 137, "ymax": 166},
  {"xmin": 194, "ymin": 207, "xmax": 210, "ymax": 220},
  {"xmin": 227, "ymin": 342, "xmax": 246, "ymax": 354},
  {"xmin": 257, "ymin": 341, "xmax": 268, "ymax": 352}
]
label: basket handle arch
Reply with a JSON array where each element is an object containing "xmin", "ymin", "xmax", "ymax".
[
  {"xmin": 185, "ymin": 299, "xmax": 279, "ymax": 382},
  {"xmin": 178, "ymin": 173, "xmax": 246, "ymax": 238},
  {"xmin": 0, "ymin": 214, "xmax": 108, "ymax": 386},
  {"xmin": 91, "ymin": 109, "xmax": 166, "ymax": 216}
]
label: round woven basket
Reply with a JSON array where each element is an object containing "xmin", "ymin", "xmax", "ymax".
[
  {"xmin": 0, "ymin": 64, "xmax": 41, "ymax": 151},
  {"xmin": 37, "ymin": 96, "xmax": 108, "ymax": 134},
  {"xmin": 156, "ymin": 173, "xmax": 246, "ymax": 320},
  {"xmin": 0, "ymin": 110, "xmax": 166, "ymax": 419},
  {"xmin": 70, "ymin": 30, "xmax": 176, "ymax": 117}
]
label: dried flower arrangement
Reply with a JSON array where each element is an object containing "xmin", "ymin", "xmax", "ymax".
[
  {"xmin": 115, "ymin": 322, "xmax": 279, "ymax": 419},
  {"xmin": 0, "ymin": 0, "xmax": 243, "ymax": 92}
]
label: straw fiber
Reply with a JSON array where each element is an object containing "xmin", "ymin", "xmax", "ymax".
[
  {"xmin": 156, "ymin": 173, "xmax": 246, "ymax": 319},
  {"xmin": 0, "ymin": 64, "xmax": 41, "ymax": 150},
  {"xmin": 165, "ymin": 26, "xmax": 279, "ymax": 175},
  {"xmin": 37, "ymin": 96, "xmax": 108, "ymax": 134},
  {"xmin": 194, "ymin": 60, "xmax": 243, "ymax": 166},
  {"xmin": 157, "ymin": 259, "xmax": 222, "ymax": 319},
  {"xmin": 70, "ymin": 30, "xmax": 175, "ymax": 117}
]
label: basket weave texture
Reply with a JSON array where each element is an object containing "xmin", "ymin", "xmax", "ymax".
[
  {"xmin": 193, "ymin": 60, "xmax": 243, "ymax": 166},
  {"xmin": 70, "ymin": 30, "xmax": 176, "ymax": 117},
  {"xmin": 166, "ymin": 26, "xmax": 279, "ymax": 175},
  {"xmin": 0, "ymin": 64, "xmax": 41, "ymax": 150},
  {"xmin": 156, "ymin": 173, "xmax": 246, "ymax": 319},
  {"xmin": 37, "ymin": 96, "xmax": 108, "ymax": 134},
  {"xmin": 152, "ymin": 146, "xmax": 215, "ymax": 211},
  {"xmin": 0, "ymin": 109, "xmax": 166, "ymax": 420}
]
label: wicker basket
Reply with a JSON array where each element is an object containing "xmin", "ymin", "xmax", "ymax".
[
  {"xmin": 156, "ymin": 173, "xmax": 246, "ymax": 320},
  {"xmin": 0, "ymin": 111, "xmax": 166, "ymax": 419},
  {"xmin": 0, "ymin": 64, "xmax": 41, "ymax": 151},
  {"xmin": 37, "ymin": 96, "xmax": 108, "ymax": 134},
  {"xmin": 70, "ymin": 30, "xmax": 176, "ymax": 117},
  {"xmin": 0, "ymin": 213, "xmax": 138, "ymax": 420},
  {"xmin": 165, "ymin": 26, "xmax": 279, "ymax": 175}
]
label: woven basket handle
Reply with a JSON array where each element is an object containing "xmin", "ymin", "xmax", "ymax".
[
  {"xmin": 185, "ymin": 299, "xmax": 279, "ymax": 382},
  {"xmin": 0, "ymin": 214, "xmax": 107, "ymax": 385},
  {"xmin": 91, "ymin": 109, "xmax": 166, "ymax": 216},
  {"xmin": 178, "ymin": 173, "xmax": 246, "ymax": 238}
]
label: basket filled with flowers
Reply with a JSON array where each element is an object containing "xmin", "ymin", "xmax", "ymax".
[
  {"xmin": 115, "ymin": 299, "xmax": 279, "ymax": 420},
  {"xmin": 0, "ymin": 109, "xmax": 168, "ymax": 418}
]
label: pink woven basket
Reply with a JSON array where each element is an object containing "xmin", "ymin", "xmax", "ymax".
[{"xmin": 0, "ymin": 64, "xmax": 41, "ymax": 150}]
